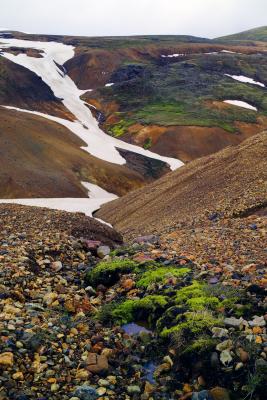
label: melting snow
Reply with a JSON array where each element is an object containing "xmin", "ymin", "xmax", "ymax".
[
  {"xmin": 221, "ymin": 50, "xmax": 236, "ymax": 54},
  {"xmin": 105, "ymin": 82, "xmax": 114, "ymax": 87},
  {"xmin": 161, "ymin": 53, "xmax": 185, "ymax": 58},
  {"xmin": 225, "ymin": 74, "xmax": 265, "ymax": 88},
  {"xmin": 223, "ymin": 100, "xmax": 257, "ymax": 111},
  {"xmin": 0, "ymin": 182, "xmax": 118, "ymax": 221}
]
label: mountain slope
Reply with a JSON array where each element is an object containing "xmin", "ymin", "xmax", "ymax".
[
  {"xmin": 96, "ymin": 130, "xmax": 267, "ymax": 238},
  {"xmin": 0, "ymin": 107, "xmax": 157, "ymax": 198},
  {"xmin": 0, "ymin": 56, "xmax": 71, "ymax": 119},
  {"xmin": 218, "ymin": 26, "xmax": 267, "ymax": 42},
  {"xmin": 0, "ymin": 36, "xmax": 180, "ymax": 206},
  {"xmin": 66, "ymin": 36, "xmax": 267, "ymax": 162}
]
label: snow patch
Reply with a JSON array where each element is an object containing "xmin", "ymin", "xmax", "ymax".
[
  {"xmin": 161, "ymin": 53, "xmax": 185, "ymax": 58},
  {"xmin": 0, "ymin": 182, "xmax": 118, "ymax": 220},
  {"xmin": 221, "ymin": 50, "xmax": 236, "ymax": 54},
  {"xmin": 223, "ymin": 100, "xmax": 257, "ymax": 111},
  {"xmin": 105, "ymin": 83, "xmax": 114, "ymax": 87},
  {"xmin": 225, "ymin": 74, "xmax": 265, "ymax": 88}
]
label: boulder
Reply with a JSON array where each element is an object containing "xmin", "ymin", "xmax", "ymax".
[
  {"xmin": 210, "ymin": 387, "xmax": 230, "ymax": 400},
  {"xmin": 73, "ymin": 386, "xmax": 99, "ymax": 400},
  {"xmin": 86, "ymin": 352, "xmax": 108, "ymax": 374},
  {"xmin": 0, "ymin": 352, "xmax": 14, "ymax": 367},
  {"xmin": 224, "ymin": 317, "xmax": 244, "ymax": 328},
  {"xmin": 97, "ymin": 245, "xmax": 110, "ymax": 259},
  {"xmin": 134, "ymin": 235, "xmax": 159, "ymax": 244}
]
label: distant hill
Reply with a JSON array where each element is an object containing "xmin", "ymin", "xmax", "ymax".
[{"xmin": 217, "ymin": 26, "xmax": 267, "ymax": 42}]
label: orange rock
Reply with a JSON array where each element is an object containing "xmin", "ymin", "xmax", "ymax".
[
  {"xmin": 122, "ymin": 278, "xmax": 135, "ymax": 290},
  {"xmin": 47, "ymin": 378, "xmax": 57, "ymax": 384},
  {"xmin": 87, "ymin": 352, "xmax": 109, "ymax": 374},
  {"xmin": 183, "ymin": 383, "xmax": 193, "ymax": 393},
  {"xmin": 0, "ymin": 352, "xmax": 14, "ymax": 367},
  {"xmin": 253, "ymin": 326, "xmax": 263, "ymax": 335},
  {"xmin": 255, "ymin": 336, "xmax": 263, "ymax": 344}
]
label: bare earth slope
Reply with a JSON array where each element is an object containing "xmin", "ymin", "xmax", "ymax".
[
  {"xmin": 0, "ymin": 57, "xmax": 71, "ymax": 119},
  {"xmin": 0, "ymin": 107, "xmax": 155, "ymax": 198},
  {"xmin": 97, "ymin": 131, "xmax": 267, "ymax": 239}
]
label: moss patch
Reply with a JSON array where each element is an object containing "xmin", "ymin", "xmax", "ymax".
[
  {"xmin": 85, "ymin": 260, "xmax": 138, "ymax": 287},
  {"xmin": 161, "ymin": 310, "xmax": 222, "ymax": 337},
  {"xmin": 111, "ymin": 295, "xmax": 169, "ymax": 325},
  {"xmin": 136, "ymin": 266, "xmax": 190, "ymax": 288}
]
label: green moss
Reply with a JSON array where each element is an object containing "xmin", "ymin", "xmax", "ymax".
[
  {"xmin": 143, "ymin": 137, "xmax": 152, "ymax": 149},
  {"xmin": 136, "ymin": 266, "xmax": 190, "ymax": 288},
  {"xmin": 85, "ymin": 260, "xmax": 138, "ymax": 287},
  {"xmin": 175, "ymin": 281, "xmax": 225, "ymax": 311},
  {"xmin": 161, "ymin": 310, "xmax": 222, "ymax": 337},
  {"xmin": 187, "ymin": 296, "xmax": 221, "ymax": 311},
  {"xmin": 183, "ymin": 336, "xmax": 218, "ymax": 354},
  {"xmin": 175, "ymin": 281, "xmax": 205, "ymax": 303},
  {"xmin": 111, "ymin": 299, "xmax": 136, "ymax": 325},
  {"xmin": 111, "ymin": 295, "xmax": 168, "ymax": 325},
  {"xmin": 233, "ymin": 303, "xmax": 252, "ymax": 318},
  {"xmin": 107, "ymin": 118, "xmax": 133, "ymax": 137}
]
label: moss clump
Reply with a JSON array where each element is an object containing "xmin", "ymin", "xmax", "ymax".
[
  {"xmin": 111, "ymin": 295, "xmax": 168, "ymax": 325},
  {"xmin": 175, "ymin": 281, "xmax": 224, "ymax": 311},
  {"xmin": 136, "ymin": 266, "xmax": 190, "ymax": 288},
  {"xmin": 143, "ymin": 137, "xmax": 152, "ymax": 149},
  {"xmin": 186, "ymin": 296, "xmax": 221, "ymax": 311},
  {"xmin": 161, "ymin": 310, "xmax": 222, "ymax": 337},
  {"xmin": 183, "ymin": 336, "xmax": 218, "ymax": 354},
  {"xmin": 107, "ymin": 119, "xmax": 133, "ymax": 137},
  {"xmin": 85, "ymin": 260, "xmax": 138, "ymax": 287}
]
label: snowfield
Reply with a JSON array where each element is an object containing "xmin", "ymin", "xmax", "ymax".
[
  {"xmin": 225, "ymin": 74, "xmax": 265, "ymax": 88},
  {"xmin": 223, "ymin": 100, "xmax": 258, "ymax": 111},
  {"xmin": 0, "ymin": 182, "xmax": 117, "ymax": 221}
]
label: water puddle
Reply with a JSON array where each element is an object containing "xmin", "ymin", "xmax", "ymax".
[
  {"xmin": 143, "ymin": 361, "xmax": 157, "ymax": 384},
  {"xmin": 122, "ymin": 322, "xmax": 152, "ymax": 335}
]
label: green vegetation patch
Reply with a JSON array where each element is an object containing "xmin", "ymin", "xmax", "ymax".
[
  {"xmin": 107, "ymin": 118, "xmax": 134, "ymax": 137},
  {"xmin": 161, "ymin": 310, "xmax": 223, "ymax": 337},
  {"xmin": 111, "ymin": 295, "xmax": 169, "ymax": 325},
  {"xmin": 85, "ymin": 260, "xmax": 138, "ymax": 287},
  {"xmin": 136, "ymin": 266, "xmax": 190, "ymax": 288},
  {"xmin": 174, "ymin": 280, "xmax": 221, "ymax": 311}
]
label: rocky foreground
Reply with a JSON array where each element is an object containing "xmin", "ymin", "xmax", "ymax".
[{"xmin": 0, "ymin": 204, "xmax": 266, "ymax": 400}]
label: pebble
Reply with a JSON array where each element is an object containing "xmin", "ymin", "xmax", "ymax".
[
  {"xmin": 127, "ymin": 385, "xmax": 141, "ymax": 394},
  {"xmin": 0, "ymin": 352, "xmax": 14, "ymax": 367}
]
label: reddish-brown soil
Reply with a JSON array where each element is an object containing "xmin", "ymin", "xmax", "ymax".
[
  {"xmin": 0, "ymin": 107, "xmax": 162, "ymax": 198},
  {"xmin": 0, "ymin": 57, "xmax": 73, "ymax": 120},
  {"xmin": 97, "ymin": 130, "xmax": 267, "ymax": 239}
]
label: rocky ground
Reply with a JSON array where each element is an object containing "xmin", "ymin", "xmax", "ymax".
[{"xmin": 0, "ymin": 204, "xmax": 266, "ymax": 400}]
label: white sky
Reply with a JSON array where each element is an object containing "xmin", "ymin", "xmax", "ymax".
[{"xmin": 1, "ymin": 0, "xmax": 266, "ymax": 38}]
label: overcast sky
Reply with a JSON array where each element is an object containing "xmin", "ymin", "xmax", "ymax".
[{"xmin": 1, "ymin": 0, "xmax": 266, "ymax": 38}]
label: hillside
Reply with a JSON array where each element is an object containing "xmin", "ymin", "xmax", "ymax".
[
  {"xmin": 67, "ymin": 36, "xmax": 267, "ymax": 162},
  {"xmin": 97, "ymin": 130, "xmax": 267, "ymax": 238},
  {"xmin": 0, "ymin": 107, "xmax": 165, "ymax": 198},
  {"xmin": 218, "ymin": 26, "xmax": 267, "ymax": 42}
]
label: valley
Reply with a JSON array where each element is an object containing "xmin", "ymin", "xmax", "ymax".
[{"xmin": 0, "ymin": 25, "xmax": 266, "ymax": 400}]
